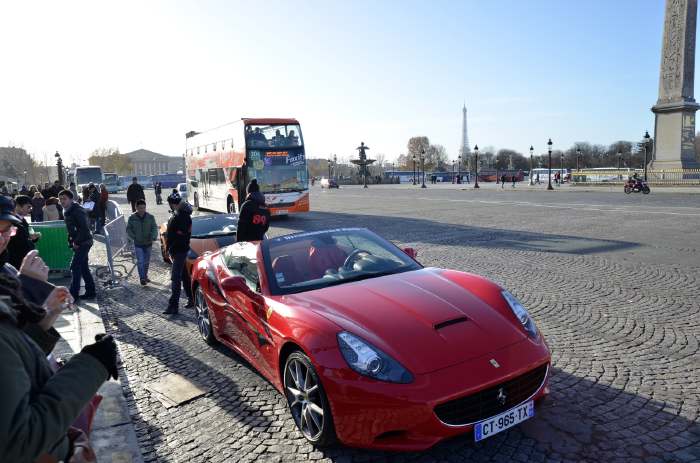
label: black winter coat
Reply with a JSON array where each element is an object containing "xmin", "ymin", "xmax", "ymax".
[
  {"xmin": 165, "ymin": 204, "xmax": 192, "ymax": 254},
  {"xmin": 126, "ymin": 183, "xmax": 145, "ymax": 202},
  {"xmin": 236, "ymin": 192, "xmax": 270, "ymax": 242},
  {"xmin": 7, "ymin": 217, "xmax": 35, "ymax": 269},
  {"xmin": 63, "ymin": 203, "xmax": 93, "ymax": 248}
]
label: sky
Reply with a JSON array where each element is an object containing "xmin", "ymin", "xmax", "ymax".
[{"xmin": 0, "ymin": 0, "xmax": 675, "ymax": 164}]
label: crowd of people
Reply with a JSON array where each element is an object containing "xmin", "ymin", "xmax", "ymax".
[{"xmin": 0, "ymin": 174, "xmax": 272, "ymax": 460}]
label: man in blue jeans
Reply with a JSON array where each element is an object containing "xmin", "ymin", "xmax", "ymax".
[
  {"xmin": 126, "ymin": 199, "xmax": 158, "ymax": 285},
  {"xmin": 59, "ymin": 190, "xmax": 96, "ymax": 302}
]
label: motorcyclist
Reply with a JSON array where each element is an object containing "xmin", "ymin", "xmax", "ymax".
[{"xmin": 631, "ymin": 172, "xmax": 643, "ymax": 189}]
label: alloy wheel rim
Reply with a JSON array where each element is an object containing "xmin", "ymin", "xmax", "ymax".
[
  {"xmin": 195, "ymin": 290, "xmax": 211, "ymax": 339},
  {"xmin": 285, "ymin": 358, "xmax": 324, "ymax": 440}
]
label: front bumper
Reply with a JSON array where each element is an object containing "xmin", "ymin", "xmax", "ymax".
[{"xmin": 320, "ymin": 337, "xmax": 550, "ymax": 451}]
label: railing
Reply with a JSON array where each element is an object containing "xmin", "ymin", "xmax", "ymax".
[{"xmin": 571, "ymin": 169, "xmax": 700, "ymax": 185}]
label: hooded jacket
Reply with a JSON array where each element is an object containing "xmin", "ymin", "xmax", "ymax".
[
  {"xmin": 0, "ymin": 280, "xmax": 108, "ymax": 463},
  {"xmin": 165, "ymin": 202, "xmax": 192, "ymax": 254},
  {"xmin": 236, "ymin": 191, "xmax": 270, "ymax": 242}
]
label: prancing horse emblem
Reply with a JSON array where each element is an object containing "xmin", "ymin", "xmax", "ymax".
[
  {"xmin": 489, "ymin": 359, "xmax": 500, "ymax": 368},
  {"xmin": 496, "ymin": 387, "xmax": 507, "ymax": 406}
]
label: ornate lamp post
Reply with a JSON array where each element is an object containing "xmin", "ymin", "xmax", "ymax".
[
  {"xmin": 547, "ymin": 139, "xmax": 553, "ymax": 190},
  {"xmin": 23, "ymin": 170, "xmax": 27, "ymax": 186},
  {"xmin": 473, "ymin": 145, "xmax": 480, "ymax": 189},
  {"xmin": 457, "ymin": 155, "xmax": 462, "ymax": 183},
  {"xmin": 412, "ymin": 155, "xmax": 417, "ymax": 185},
  {"xmin": 420, "ymin": 148, "xmax": 427, "ymax": 188},
  {"xmin": 54, "ymin": 151, "xmax": 64, "ymax": 186},
  {"xmin": 327, "ymin": 158, "xmax": 332, "ymax": 179},
  {"xmin": 529, "ymin": 146, "xmax": 534, "ymax": 185},
  {"xmin": 617, "ymin": 149, "xmax": 622, "ymax": 180},
  {"xmin": 452, "ymin": 160, "xmax": 455, "ymax": 183},
  {"xmin": 643, "ymin": 130, "xmax": 651, "ymax": 181}
]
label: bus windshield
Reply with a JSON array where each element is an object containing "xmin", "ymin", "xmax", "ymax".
[
  {"xmin": 245, "ymin": 124, "xmax": 302, "ymax": 148},
  {"xmin": 76, "ymin": 167, "xmax": 103, "ymax": 186},
  {"xmin": 247, "ymin": 148, "xmax": 308, "ymax": 193},
  {"xmin": 104, "ymin": 173, "xmax": 118, "ymax": 184}
]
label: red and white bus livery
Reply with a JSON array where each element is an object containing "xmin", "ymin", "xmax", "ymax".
[{"xmin": 185, "ymin": 118, "xmax": 310, "ymax": 215}]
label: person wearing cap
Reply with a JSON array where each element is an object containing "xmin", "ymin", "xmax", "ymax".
[
  {"xmin": 164, "ymin": 191, "xmax": 193, "ymax": 314},
  {"xmin": 59, "ymin": 189, "xmax": 96, "ymax": 302},
  {"xmin": 126, "ymin": 177, "xmax": 145, "ymax": 213},
  {"xmin": 236, "ymin": 179, "xmax": 270, "ymax": 243}
]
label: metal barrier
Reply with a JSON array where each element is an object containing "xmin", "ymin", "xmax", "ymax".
[
  {"xmin": 94, "ymin": 212, "xmax": 132, "ymax": 288},
  {"xmin": 572, "ymin": 169, "xmax": 700, "ymax": 185}
]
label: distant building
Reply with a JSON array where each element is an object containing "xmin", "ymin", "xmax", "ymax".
[{"xmin": 124, "ymin": 149, "xmax": 185, "ymax": 176}]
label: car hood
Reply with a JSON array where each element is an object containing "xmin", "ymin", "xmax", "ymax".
[{"xmin": 283, "ymin": 268, "xmax": 526, "ymax": 374}]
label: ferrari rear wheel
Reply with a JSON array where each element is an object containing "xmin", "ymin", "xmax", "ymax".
[
  {"xmin": 284, "ymin": 352, "xmax": 336, "ymax": 446},
  {"xmin": 195, "ymin": 287, "xmax": 216, "ymax": 345}
]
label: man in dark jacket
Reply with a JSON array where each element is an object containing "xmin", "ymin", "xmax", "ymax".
[
  {"xmin": 59, "ymin": 190, "xmax": 96, "ymax": 301},
  {"xmin": 236, "ymin": 179, "xmax": 270, "ymax": 243},
  {"xmin": 6, "ymin": 195, "xmax": 40, "ymax": 269},
  {"xmin": 126, "ymin": 177, "xmax": 145, "ymax": 212},
  {"xmin": 164, "ymin": 192, "xmax": 193, "ymax": 314}
]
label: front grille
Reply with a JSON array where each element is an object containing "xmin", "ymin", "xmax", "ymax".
[{"xmin": 434, "ymin": 363, "xmax": 548, "ymax": 426}]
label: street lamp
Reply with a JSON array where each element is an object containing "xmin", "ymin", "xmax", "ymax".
[
  {"xmin": 23, "ymin": 170, "xmax": 27, "ymax": 186},
  {"xmin": 327, "ymin": 158, "xmax": 332, "ymax": 179},
  {"xmin": 547, "ymin": 139, "xmax": 553, "ymax": 190},
  {"xmin": 643, "ymin": 130, "xmax": 651, "ymax": 181},
  {"xmin": 529, "ymin": 146, "xmax": 534, "ymax": 185},
  {"xmin": 420, "ymin": 148, "xmax": 427, "ymax": 188},
  {"xmin": 473, "ymin": 145, "xmax": 480, "ymax": 189},
  {"xmin": 617, "ymin": 150, "xmax": 622, "ymax": 180},
  {"xmin": 412, "ymin": 155, "xmax": 417, "ymax": 185},
  {"xmin": 54, "ymin": 151, "xmax": 64, "ymax": 186},
  {"xmin": 452, "ymin": 160, "xmax": 455, "ymax": 183},
  {"xmin": 458, "ymin": 155, "xmax": 462, "ymax": 183}
]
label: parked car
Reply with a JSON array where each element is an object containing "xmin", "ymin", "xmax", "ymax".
[
  {"xmin": 320, "ymin": 177, "xmax": 339, "ymax": 188},
  {"xmin": 190, "ymin": 227, "xmax": 551, "ymax": 451}
]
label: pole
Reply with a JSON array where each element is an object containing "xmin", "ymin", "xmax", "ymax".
[
  {"xmin": 420, "ymin": 152, "xmax": 426, "ymax": 188},
  {"xmin": 560, "ymin": 154, "xmax": 563, "ymax": 186},
  {"xmin": 529, "ymin": 155, "xmax": 534, "ymax": 185},
  {"xmin": 412, "ymin": 157, "xmax": 416, "ymax": 185},
  {"xmin": 474, "ymin": 145, "xmax": 480, "ymax": 189},
  {"xmin": 547, "ymin": 139, "xmax": 553, "ymax": 190},
  {"xmin": 643, "ymin": 131, "xmax": 650, "ymax": 181}
]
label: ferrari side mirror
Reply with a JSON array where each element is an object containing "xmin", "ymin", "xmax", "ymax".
[{"xmin": 402, "ymin": 247, "xmax": 418, "ymax": 259}]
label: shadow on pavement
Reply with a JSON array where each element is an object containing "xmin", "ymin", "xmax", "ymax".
[{"xmin": 274, "ymin": 211, "xmax": 640, "ymax": 256}]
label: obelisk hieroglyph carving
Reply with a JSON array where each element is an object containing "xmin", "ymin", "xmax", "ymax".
[{"xmin": 651, "ymin": 0, "xmax": 700, "ymax": 169}]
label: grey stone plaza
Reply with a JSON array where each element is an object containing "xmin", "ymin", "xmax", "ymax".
[{"xmin": 79, "ymin": 185, "xmax": 700, "ymax": 463}]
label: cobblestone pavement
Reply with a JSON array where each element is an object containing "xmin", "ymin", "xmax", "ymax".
[{"xmin": 100, "ymin": 188, "xmax": 700, "ymax": 462}]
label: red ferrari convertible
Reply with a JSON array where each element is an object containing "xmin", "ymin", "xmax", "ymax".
[{"xmin": 190, "ymin": 228, "xmax": 550, "ymax": 451}]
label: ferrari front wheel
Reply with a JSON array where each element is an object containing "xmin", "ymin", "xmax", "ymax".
[
  {"xmin": 284, "ymin": 351, "xmax": 336, "ymax": 446},
  {"xmin": 195, "ymin": 287, "xmax": 216, "ymax": 345}
]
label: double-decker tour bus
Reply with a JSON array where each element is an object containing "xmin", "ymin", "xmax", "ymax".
[{"xmin": 185, "ymin": 118, "xmax": 309, "ymax": 215}]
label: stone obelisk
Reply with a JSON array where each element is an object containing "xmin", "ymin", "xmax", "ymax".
[{"xmin": 651, "ymin": 0, "xmax": 700, "ymax": 169}]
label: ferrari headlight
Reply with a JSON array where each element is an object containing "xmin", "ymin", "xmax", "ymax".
[
  {"xmin": 337, "ymin": 332, "xmax": 413, "ymax": 384},
  {"xmin": 501, "ymin": 290, "xmax": 538, "ymax": 339}
]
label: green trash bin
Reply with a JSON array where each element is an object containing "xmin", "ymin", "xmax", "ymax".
[{"xmin": 32, "ymin": 220, "xmax": 73, "ymax": 272}]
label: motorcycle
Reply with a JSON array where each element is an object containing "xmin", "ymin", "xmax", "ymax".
[{"xmin": 624, "ymin": 179, "xmax": 650, "ymax": 194}]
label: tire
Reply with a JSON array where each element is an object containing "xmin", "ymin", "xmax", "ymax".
[
  {"xmin": 283, "ymin": 351, "xmax": 336, "ymax": 446},
  {"xmin": 193, "ymin": 192, "xmax": 200, "ymax": 209},
  {"xmin": 624, "ymin": 186, "xmax": 631, "ymax": 194},
  {"xmin": 194, "ymin": 287, "xmax": 217, "ymax": 345},
  {"xmin": 642, "ymin": 186, "xmax": 650, "ymax": 194},
  {"xmin": 227, "ymin": 198, "xmax": 236, "ymax": 214}
]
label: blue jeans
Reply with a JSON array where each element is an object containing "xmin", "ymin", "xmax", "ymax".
[
  {"xmin": 70, "ymin": 242, "xmax": 96, "ymax": 299},
  {"xmin": 134, "ymin": 245, "xmax": 152, "ymax": 281},
  {"xmin": 168, "ymin": 251, "xmax": 192, "ymax": 309}
]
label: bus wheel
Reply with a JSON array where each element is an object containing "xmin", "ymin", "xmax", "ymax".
[
  {"xmin": 194, "ymin": 192, "xmax": 199, "ymax": 209},
  {"xmin": 227, "ymin": 197, "xmax": 235, "ymax": 214}
]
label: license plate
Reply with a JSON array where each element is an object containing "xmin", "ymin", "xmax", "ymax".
[
  {"xmin": 272, "ymin": 209, "xmax": 288, "ymax": 215},
  {"xmin": 473, "ymin": 400, "xmax": 534, "ymax": 442}
]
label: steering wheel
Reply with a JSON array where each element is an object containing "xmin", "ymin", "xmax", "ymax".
[{"xmin": 342, "ymin": 249, "xmax": 371, "ymax": 271}]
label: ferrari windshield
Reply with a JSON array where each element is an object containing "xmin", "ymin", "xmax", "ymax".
[{"xmin": 263, "ymin": 228, "xmax": 422, "ymax": 295}]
